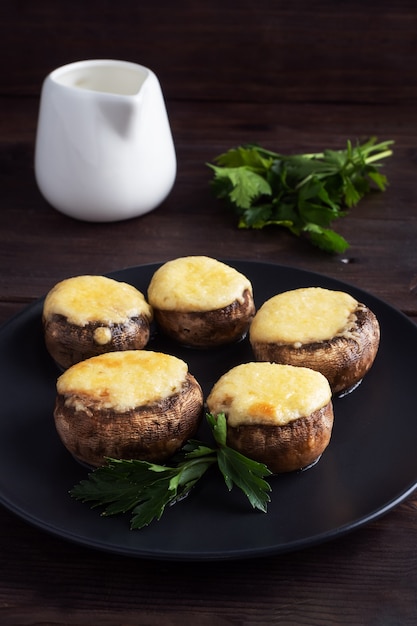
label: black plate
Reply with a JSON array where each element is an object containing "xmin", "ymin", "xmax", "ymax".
[{"xmin": 1, "ymin": 261, "xmax": 416, "ymax": 561}]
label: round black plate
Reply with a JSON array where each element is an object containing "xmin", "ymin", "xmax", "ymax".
[{"xmin": 1, "ymin": 261, "xmax": 416, "ymax": 561}]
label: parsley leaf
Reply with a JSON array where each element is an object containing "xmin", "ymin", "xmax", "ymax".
[
  {"xmin": 207, "ymin": 138, "xmax": 394, "ymax": 253},
  {"xmin": 70, "ymin": 413, "xmax": 272, "ymax": 529},
  {"xmin": 210, "ymin": 165, "xmax": 272, "ymax": 209},
  {"xmin": 217, "ymin": 447, "xmax": 271, "ymax": 512}
]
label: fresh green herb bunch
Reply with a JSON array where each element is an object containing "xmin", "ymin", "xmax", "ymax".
[
  {"xmin": 208, "ymin": 137, "xmax": 394, "ymax": 253},
  {"xmin": 70, "ymin": 412, "xmax": 272, "ymax": 530}
]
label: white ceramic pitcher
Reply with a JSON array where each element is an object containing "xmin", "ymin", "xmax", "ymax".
[{"xmin": 34, "ymin": 59, "xmax": 177, "ymax": 222}]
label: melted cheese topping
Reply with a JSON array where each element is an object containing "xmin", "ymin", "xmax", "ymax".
[
  {"xmin": 93, "ymin": 326, "xmax": 112, "ymax": 345},
  {"xmin": 43, "ymin": 275, "xmax": 152, "ymax": 326},
  {"xmin": 57, "ymin": 350, "xmax": 189, "ymax": 412},
  {"xmin": 147, "ymin": 256, "xmax": 252, "ymax": 311},
  {"xmin": 250, "ymin": 287, "xmax": 358, "ymax": 344},
  {"xmin": 206, "ymin": 362, "xmax": 331, "ymax": 427}
]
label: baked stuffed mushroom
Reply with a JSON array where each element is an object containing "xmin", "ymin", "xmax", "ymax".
[
  {"xmin": 147, "ymin": 256, "xmax": 255, "ymax": 348},
  {"xmin": 54, "ymin": 350, "xmax": 203, "ymax": 467},
  {"xmin": 249, "ymin": 287, "xmax": 380, "ymax": 395},
  {"xmin": 206, "ymin": 362, "xmax": 334, "ymax": 473},
  {"xmin": 43, "ymin": 275, "xmax": 153, "ymax": 369}
]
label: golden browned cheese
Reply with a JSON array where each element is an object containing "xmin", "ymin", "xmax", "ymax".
[
  {"xmin": 206, "ymin": 362, "xmax": 332, "ymax": 427},
  {"xmin": 43, "ymin": 275, "xmax": 152, "ymax": 325},
  {"xmin": 57, "ymin": 350, "xmax": 188, "ymax": 412},
  {"xmin": 250, "ymin": 287, "xmax": 358, "ymax": 346},
  {"xmin": 147, "ymin": 256, "xmax": 253, "ymax": 311}
]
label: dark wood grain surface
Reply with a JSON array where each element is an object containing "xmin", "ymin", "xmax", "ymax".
[{"xmin": 1, "ymin": 2, "xmax": 417, "ymax": 624}]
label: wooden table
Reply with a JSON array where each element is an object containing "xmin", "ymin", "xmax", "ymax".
[{"xmin": 1, "ymin": 2, "xmax": 417, "ymax": 624}]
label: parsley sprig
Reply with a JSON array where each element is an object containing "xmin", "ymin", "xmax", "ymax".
[
  {"xmin": 208, "ymin": 137, "xmax": 394, "ymax": 253},
  {"xmin": 70, "ymin": 413, "xmax": 272, "ymax": 530}
]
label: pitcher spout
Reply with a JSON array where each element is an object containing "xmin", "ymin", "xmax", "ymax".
[{"xmin": 98, "ymin": 97, "xmax": 140, "ymax": 138}]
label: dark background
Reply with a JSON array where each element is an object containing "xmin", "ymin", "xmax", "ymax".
[{"xmin": 2, "ymin": 0, "xmax": 417, "ymax": 104}]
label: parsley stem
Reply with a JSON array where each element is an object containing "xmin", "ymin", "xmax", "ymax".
[
  {"xmin": 176, "ymin": 455, "xmax": 218, "ymax": 487},
  {"xmin": 362, "ymin": 148, "xmax": 393, "ymax": 164}
]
